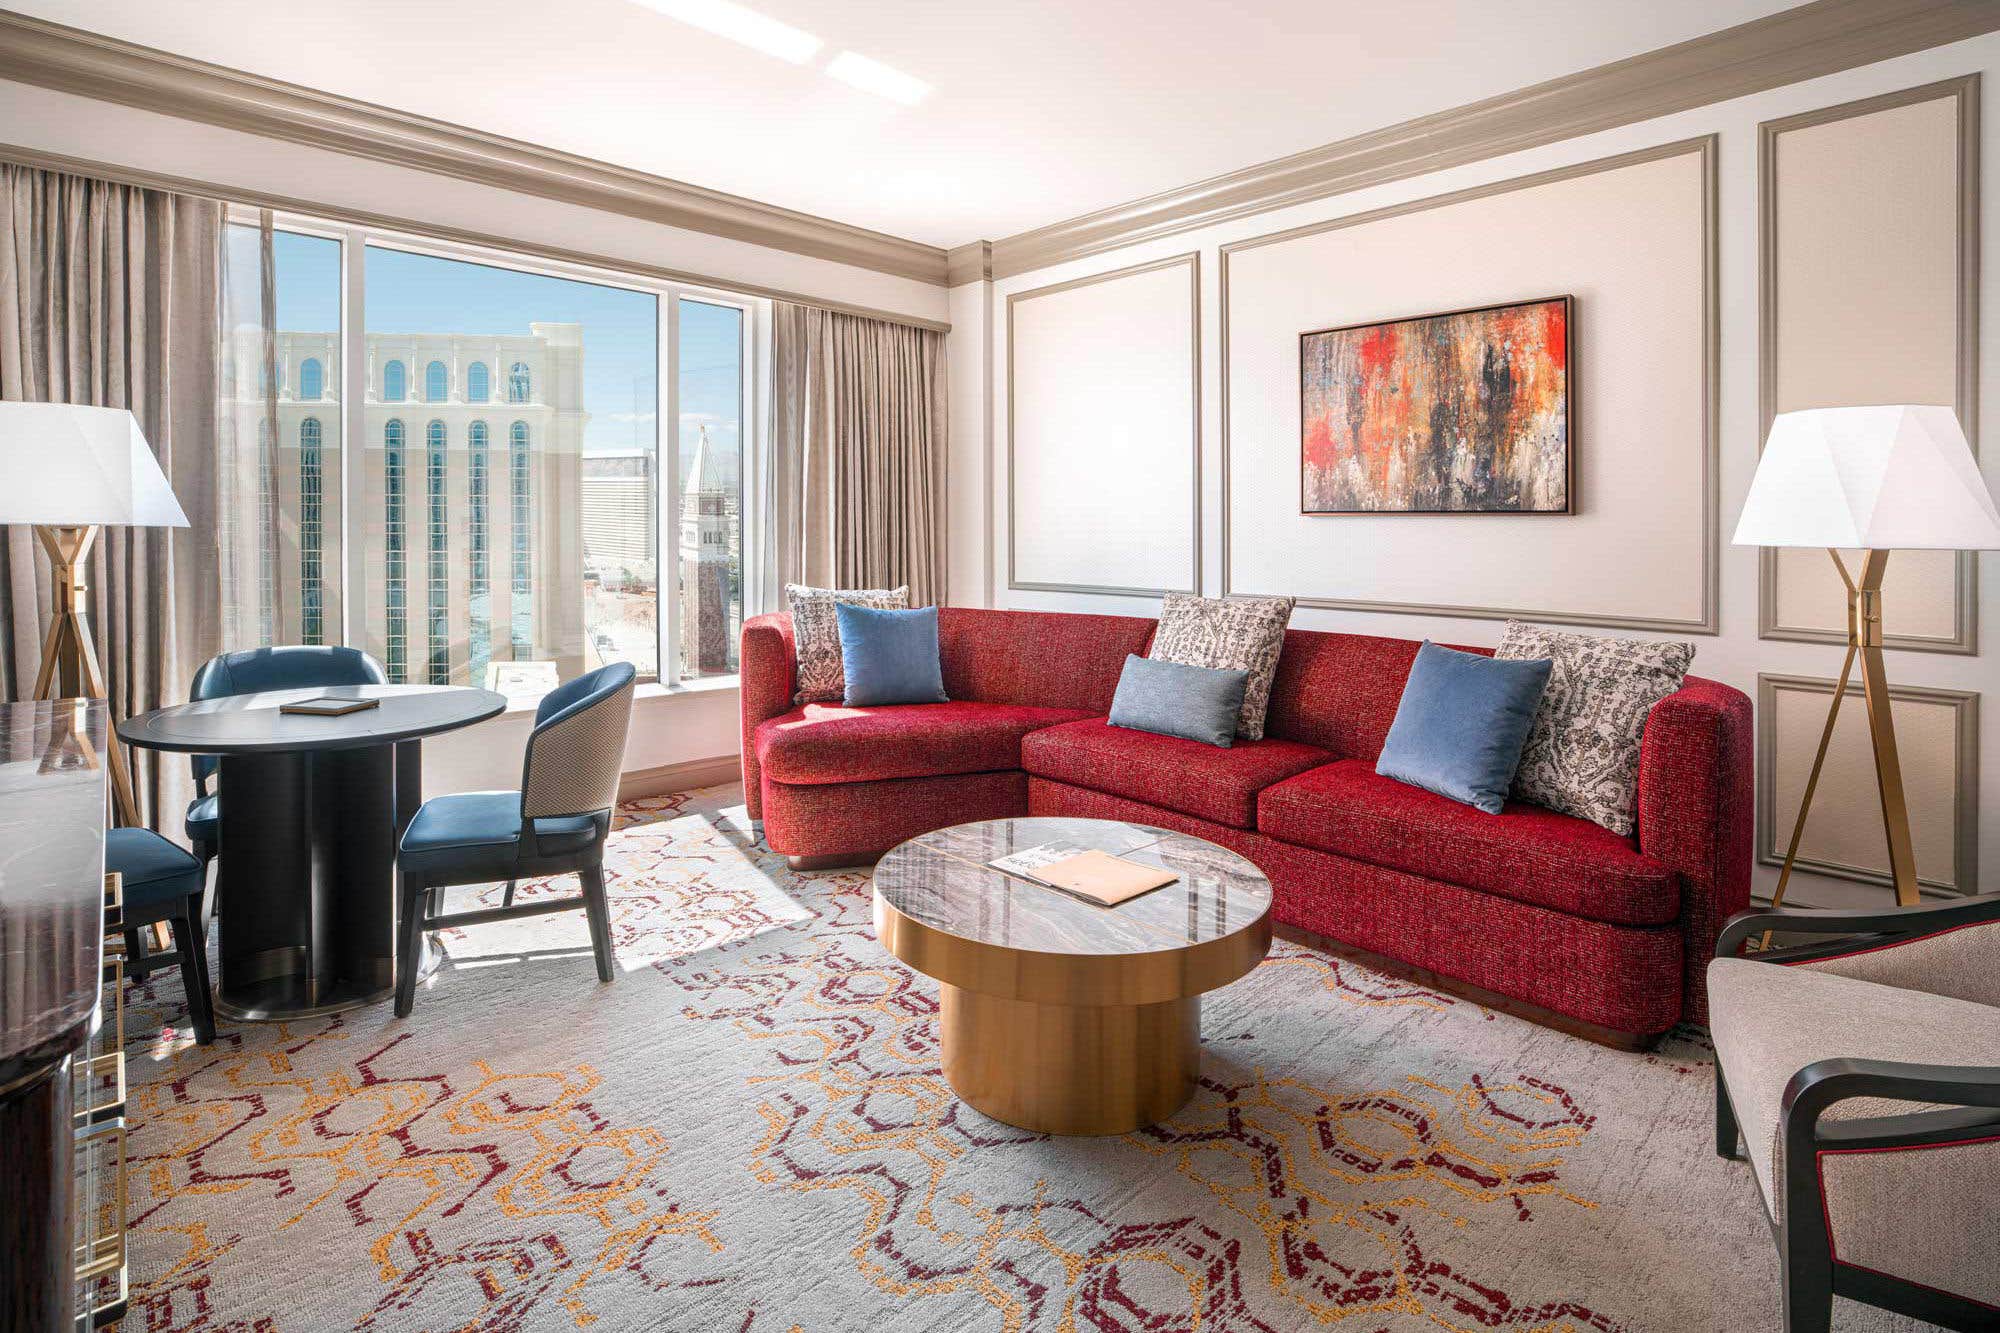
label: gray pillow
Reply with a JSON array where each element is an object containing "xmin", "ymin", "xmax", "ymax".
[
  {"xmin": 1108, "ymin": 654, "xmax": 1250, "ymax": 748},
  {"xmin": 1147, "ymin": 593, "xmax": 1295, "ymax": 740},
  {"xmin": 784, "ymin": 583, "xmax": 908, "ymax": 704},
  {"xmin": 1496, "ymin": 621, "xmax": 1694, "ymax": 835}
]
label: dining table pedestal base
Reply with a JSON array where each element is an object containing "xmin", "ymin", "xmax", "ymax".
[{"xmin": 212, "ymin": 740, "xmax": 424, "ymax": 1022}]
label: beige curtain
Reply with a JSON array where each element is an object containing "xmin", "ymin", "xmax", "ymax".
[
  {"xmin": 771, "ymin": 302, "xmax": 947, "ymax": 607},
  {"xmin": 0, "ymin": 163, "xmax": 224, "ymax": 832}
]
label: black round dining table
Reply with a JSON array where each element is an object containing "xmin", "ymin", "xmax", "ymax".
[{"xmin": 118, "ymin": 684, "xmax": 506, "ymax": 1021}]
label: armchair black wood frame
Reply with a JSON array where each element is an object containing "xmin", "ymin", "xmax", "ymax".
[{"xmin": 1714, "ymin": 894, "xmax": 2000, "ymax": 1332}]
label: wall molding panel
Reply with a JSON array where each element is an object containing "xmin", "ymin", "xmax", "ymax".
[
  {"xmin": 986, "ymin": 0, "xmax": 2000, "ymax": 279},
  {"xmin": 1007, "ymin": 253, "xmax": 1202, "ymax": 598},
  {"xmin": 1757, "ymin": 75, "xmax": 1981, "ymax": 653},
  {"xmin": 1217, "ymin": 137, "xmax": 1719, "ymax": 634},
  {"xmin": 0, "ymin": 10, "xmax": 949, "ymax": 285},
  {"xmin": 1756, "ymin": 673, "xmax": 1981, "ymax": 896}
]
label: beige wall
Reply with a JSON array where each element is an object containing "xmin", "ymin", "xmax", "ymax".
[{"xmin": 955, "ymin": 31, "xmax": 2000, "ymax": 910}]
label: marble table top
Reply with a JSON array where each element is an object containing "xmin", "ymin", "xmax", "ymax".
[
  {"xmin": 118, "ymin": 684, "xmax": 505, "ymax": 755},
  {"xmin": 874, "ymin": 816, "xmax": 1272, "ymax": 958}
]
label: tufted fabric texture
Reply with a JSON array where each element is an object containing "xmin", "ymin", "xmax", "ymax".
[
  {"xmin": 1021, "ymin": 718, "xmax": 1331, "ymax": 829},
  {"xmin": 1497, "ymin": 621, "xmax": 1694, "ymax": 837},
  {"xmin": 936, "ymin": 606, "xmax": 1156, "ymax": 712},
  {"xmin": 1259, "ymin": 629, "xmax": 1428, "ymax": 760},
  {"xmin": 1636, "ymin": 676, "xmax": 1752, "ymax": 1026},
  {"xmin": 1029, "ymin": 776, "xmax": 1685, "ymax": 1037},
  {"xmin": 1792, "ymin": 917, "xmax": 2000, "ymax": 1010},
  {"xmin": 1148, "ymin": 593, "xmax": 1295, "ymax": 740},
  {"xmin": 784, "ymin": 583, "xmax": 908, "ymax": 704},
  {"xmin": 759, "ymin": 769, "xmax": 1028, "ymax": 858},
  {"xmin": 756, "ymin": 701, "xmax": 1093, "ymax": 785},
  {"xmin": 521, "ymin": 671, "xmax": 636, "ymax": 819},
  {"xmin": 1258, "ymin": 760, "xmax": 1678, "ymax": 926},
  {"xmin": 1707, "ymin": 958, "xmax": 2000, "ymax": 1222}
]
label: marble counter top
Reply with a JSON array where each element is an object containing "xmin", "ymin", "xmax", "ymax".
[{"xmin": 0, "ymin": 699, "xmax": 107, "ymax": 1095}]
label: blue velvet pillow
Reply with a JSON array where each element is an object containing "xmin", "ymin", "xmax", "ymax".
[
  {"xmin": 1107, "ymin": 654, "xmax": 1249, "ymax": 748},
  {"xmin": 1376, "ymin": 641, "xmax": 1553, "ymax": 814},
  {"xmin": 835, "ymin": 603, "xmax": 948, "ymax": 706}
]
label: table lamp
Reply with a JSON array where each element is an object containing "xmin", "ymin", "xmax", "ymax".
[
  {"xmin": 0, "ymin": 402, "xmax": 190, "ymax": 824},
  {"xmin": 1734, "ymin": 404, "xmax": 2000, "ymax": 911}
]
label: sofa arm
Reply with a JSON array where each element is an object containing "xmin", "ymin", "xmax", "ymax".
[
  {"xmin": 1636, "ymin": 674, "xmax": 1753, "ymax": 1025},
  {"xmin": 740, "ymin": 613, "xmax": 798, "ymax": 820}
]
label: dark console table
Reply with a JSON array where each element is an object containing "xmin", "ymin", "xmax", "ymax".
[{"xmin": 0, "ymin": 699, "xmax": 124, "ymax": 1331}]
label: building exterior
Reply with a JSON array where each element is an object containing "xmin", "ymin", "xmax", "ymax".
[
  {"xmin": 219, "ymin": 325, "xmax": 589, "ymax": 683},
  {"xmin": 678, "ymin": 425, "xmax": 737, "ymax": 676}
]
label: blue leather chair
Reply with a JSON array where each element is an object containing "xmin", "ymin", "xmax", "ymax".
[
  {"xmin": 394, "ymin": 662, "xmax": 637, "ymax": 1017},
  {"xmin": 105, "ymin": 827, "xmax": 216, "ymax": 1044}
]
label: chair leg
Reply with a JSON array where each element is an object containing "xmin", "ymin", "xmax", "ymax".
[
  {"xmin": 123, "ymin": 927, "xmax": 152, "ymax": 981},
  {"xmin": 168, "ymin": 908, "xmax": 216, "ymax": 1046},
  {"xmin": 1715, "ymin": 1067, "xmax": 1742, "ymax": 1160},
  {"xmin": 579, "ymin": 864, "xmax": 615, "ymax": 984},
  {"xmin": 192, "ymin": 839, "xmax": 216, "ymax": 929},
  {"xmin": 1779, "ymin": 1232, "xmax": 1833, "ymax": 1333},
  {"xmin": 502, "ymin": 878, "xmax": 517, "ymax": 907},
  {"xmin": 395, "ymin": 874, "xmax": 429, "ymax": 1018}
]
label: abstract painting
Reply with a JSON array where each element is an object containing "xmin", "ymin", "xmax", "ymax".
[{"xmin": 1299, "ymin": 295, "xmax": 1571, "ymax": 513}]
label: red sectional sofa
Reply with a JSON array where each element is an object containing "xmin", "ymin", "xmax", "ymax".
[{"xmin": 740, "ymin": 606, "xmax": 1752, "ymax": 1041}]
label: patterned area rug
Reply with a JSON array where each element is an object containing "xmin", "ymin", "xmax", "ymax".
[{"xmin": 115, "ymin": 786, "xmax": 1934, "ymax": 1332}]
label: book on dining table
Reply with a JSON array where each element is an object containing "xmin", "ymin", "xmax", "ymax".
[{"xmin": 279, "ymin": 694, "xmax": 381, "ymax": 717}]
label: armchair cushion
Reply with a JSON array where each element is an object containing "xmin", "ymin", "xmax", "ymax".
[
  {"xmin": 1792, "ymin": 917, "xmax": 2000, "ymax": 1010},
  {"xmin": 1707, "ymin": 956, "xmax": 2000, "ymax": 1217},
  {"xmin": 105, "ymin": 827, "xmax": 204, "ymax": 916},
  {"xmin": 400, "ymin": 791, "xmax": 599, "ymax": 881}
]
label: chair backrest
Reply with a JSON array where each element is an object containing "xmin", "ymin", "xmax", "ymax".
[
  {"xmin": 520, "ymin": 661, "xmax": 637, "ymax": 819},
  {"xmin": 188, "ymin": 646, "xmax": 389, "ymax": 783}
]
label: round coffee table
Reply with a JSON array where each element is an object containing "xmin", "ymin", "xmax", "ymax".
[{"xmin": 874, "ymin": 816, "xmax": 1272, "ymax": 1136}]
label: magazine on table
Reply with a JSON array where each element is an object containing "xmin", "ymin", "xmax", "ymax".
[{"xmin": 987, "ymin": 841, "xmax": 1178, "ymax": 906}]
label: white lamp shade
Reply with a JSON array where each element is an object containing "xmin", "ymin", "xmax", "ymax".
[
  {"xmin": 1732, "ymin": 404, "xmax": 2000, "ymax": 550},
  {"xmin": 0, "ymin": 402, "xmax": 188, "ymax": 528}
]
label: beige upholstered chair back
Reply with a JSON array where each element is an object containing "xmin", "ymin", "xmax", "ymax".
[{"xmin": 521, "ymin": 672, "xmax": 636, "ymax": 819}]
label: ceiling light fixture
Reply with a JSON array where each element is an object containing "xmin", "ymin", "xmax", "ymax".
[
  {"xmin": 630, "ymin": 0, "xmax": 821, "ymax": 65},
  {"xmin": 825, "ymin": 50, "xmax": 933, "ymax": 106}
]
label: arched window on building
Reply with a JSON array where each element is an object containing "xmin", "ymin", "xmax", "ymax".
[
  {"xmin": 298, "ymin": 358, "xmax": 324, "ymax": 402},
  {"xmin": 425, "ymin": 360, "xmax": 449, "ymax": 404},
  {"xmin": 467, "ymin": 422, "xmax": 490, "ymax": 679},
  {"xmin": 299, "ymin": 418, "xmax": 324, "ymax": 645},
  {"xmin": 467, "ymin": 361, "xmax": 490, "ymax": 403},
  {"xmin": 508, "ymin": 361, "xmax": 531, "ymax": 404},
  {"xmin": 384, "ymin": 419, "xmax": 407, "ymax": 682},
  {"xmin": 382, "ymin": 359, "xmax": 407, "ymax": 403},
  {"xmin": 509, "ymin": 421, "xmax": 532, "ymax": 656},
  {"xmin": 426, "ymin": 421, "xmax": 450, "ymax": 684}
]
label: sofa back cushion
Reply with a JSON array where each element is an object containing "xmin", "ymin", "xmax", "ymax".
[
  {"xmin": 1263, "ymin": 629, "xmax": 1493, "ymax": 763},
  {"xmin": 938, "ymin": 607, "xmax": 1156, "ymax": 713}
]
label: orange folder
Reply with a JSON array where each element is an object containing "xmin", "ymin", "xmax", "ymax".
[{"xmin": 1028, "ymin": 849, "xmax": 1177, "ymax": 906}]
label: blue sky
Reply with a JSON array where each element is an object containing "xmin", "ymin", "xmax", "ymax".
[{"xmin": 228, "ymin": 226, "xmax": 741, "ymax": 464}]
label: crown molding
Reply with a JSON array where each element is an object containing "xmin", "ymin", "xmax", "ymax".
[
  {"xmin": 0, "ymin": 9, "xmax": 950, "ymax": 286},
  {"xmin": 946, "ymin": 240, "xmax": 993, "ymax": 286},
  {"xmin": 987, "ymin": 0, "xmax": 2000, "ymax": 279}
]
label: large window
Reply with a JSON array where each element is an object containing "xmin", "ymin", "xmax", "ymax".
[{"xmin": 220, "ymin": 211, "xmax": 754, "ymax": 693}]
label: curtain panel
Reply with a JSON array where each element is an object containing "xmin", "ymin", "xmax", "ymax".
[
  {"xmin": 770, "ymin": 303, "xmax": 948, "ymax": 608},
  {"xmin": 0, "ymin": 163, "xmax": 223, "ymax": 830}
]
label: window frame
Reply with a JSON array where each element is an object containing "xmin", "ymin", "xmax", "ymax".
[{"xmin": 232, "ymin": 204, "xmax": 765, "ymax": 692}]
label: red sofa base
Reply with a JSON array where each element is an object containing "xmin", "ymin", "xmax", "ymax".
[
  {"xmin": 1027, "ymin": 777, "xmax": 1684, "ymax": 1041},
  {"xmin": 759, "ymin": 770, "xmax": 1027, "ymax": 860}
]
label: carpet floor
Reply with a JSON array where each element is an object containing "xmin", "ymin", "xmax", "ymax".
[{"xmin": 111, "ymin": 786, "xmax": 1937, "ymax": 1332}]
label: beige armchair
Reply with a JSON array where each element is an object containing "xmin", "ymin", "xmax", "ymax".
[{"xmin": 1708, "ymin": 895, "xmax": 2000, "ymax": 1332}]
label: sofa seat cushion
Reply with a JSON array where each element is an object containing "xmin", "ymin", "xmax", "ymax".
[
  {"xmin": 756, "ymin": 702, "xmax": 1095, "ymax": 785},
  {"xmin": 1257, "ymin": 760, "xmax": 1679, "ymax": 926},
  {"xmin": 1020, "ymin": 718, "xmax": 1331, "ymax": 829},
  {"xmin": 1708, "ymin": 957, "xmax": 2000, "ymax": 1226}
]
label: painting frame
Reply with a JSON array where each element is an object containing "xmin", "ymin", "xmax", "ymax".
[{"xmin": 1297, "ymin": 293, "xmax": 1575, "ymax": 516}]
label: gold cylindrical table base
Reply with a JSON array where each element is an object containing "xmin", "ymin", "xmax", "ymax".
[{"xmin": 939, "ymin": 984, "xmax": 1200, "ymax": 1136}]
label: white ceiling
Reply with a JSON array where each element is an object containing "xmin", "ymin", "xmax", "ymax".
[{"xmin": 16, "ymin": 0, "xmax": 1801, "ymax": 250}]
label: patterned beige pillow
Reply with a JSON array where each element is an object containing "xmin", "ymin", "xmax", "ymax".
[
  {"xmin": 1495, "ymin": 621, "xmax": 1693, "ymax": 836},
  {"xmin": 1148, "ymin": 593, "xmax": 1296, "ymax": 741},
  {"xmin": 784, "ymin": 584, "xmax": 909, "ymax": 705}
]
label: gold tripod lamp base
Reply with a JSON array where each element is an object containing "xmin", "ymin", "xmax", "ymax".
[
  {"xmin": 1768, "ymin": 548, "xmax": 1920, "ymax": 920},
  {"xmin": 30, "ymin": 523, "xmax": 140, "ymax": 826}
]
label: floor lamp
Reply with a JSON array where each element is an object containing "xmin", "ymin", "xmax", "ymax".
[
  {"xmin": 1734, "ymin": 404, "xmax": 2000, "ymax": 913},
  {"xmin": 0, "ymin": 402, "xmax": 190, "ymax": 825}
]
